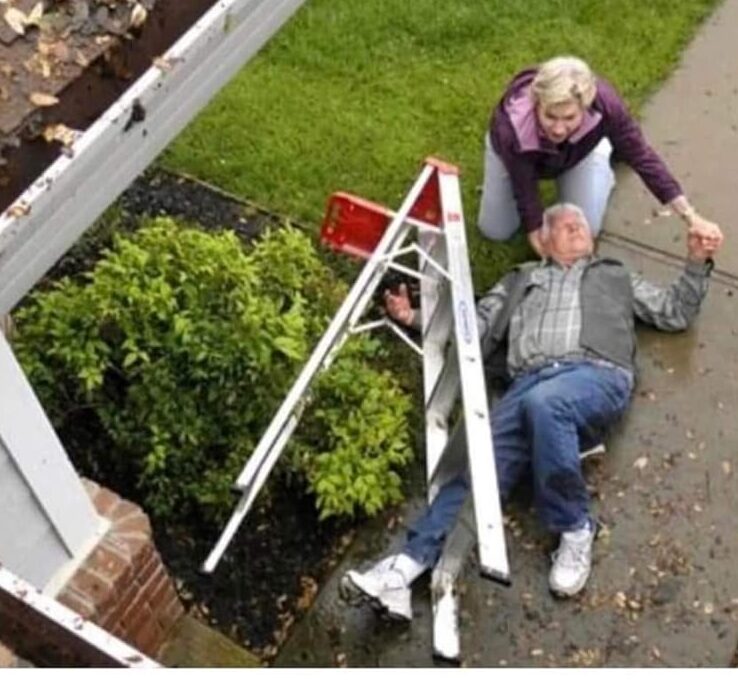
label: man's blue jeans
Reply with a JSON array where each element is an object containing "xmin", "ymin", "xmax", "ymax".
[{"xmin": 403, "ymin": 361, "xmax": 633, "ymax": 567}]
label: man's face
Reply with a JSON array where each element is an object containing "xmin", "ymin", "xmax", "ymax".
[
  {"xmin": 545, "ymin": 211, "xmax": 594, "ymax": 264},
  {"xmin": 536, "ymin": 101, "xmax": 585, "ymax": 144}
]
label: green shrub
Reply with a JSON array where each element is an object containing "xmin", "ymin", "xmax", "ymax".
[
  {"xmin": 14, "ymin": 218, "xmax": 413, "ymax": 523},
  {"xmin": 290, "ymin": 337, "xmax": 413, "ymax": 519}
]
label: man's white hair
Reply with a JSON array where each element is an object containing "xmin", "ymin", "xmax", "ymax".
[{"xmin": 541, "ymin": 203, "xmax": 591, "ymax": 237}]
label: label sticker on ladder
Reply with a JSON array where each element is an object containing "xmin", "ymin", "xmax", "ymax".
[{"xmin": 458, "ymin": 301, "xmax": 473, "ymax": 343}]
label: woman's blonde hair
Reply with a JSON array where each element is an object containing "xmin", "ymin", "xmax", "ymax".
[{"xmin": 531, "ymin": 56, "xmax": 597, "ymax": 109}]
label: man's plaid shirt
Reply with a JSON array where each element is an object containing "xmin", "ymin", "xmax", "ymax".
[{"xmin": 476, "ymin": 256, "xmax": 711, "ymax": 380}]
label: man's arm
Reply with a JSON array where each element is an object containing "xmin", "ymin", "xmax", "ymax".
[
  {"xmin": 476, "ymin": 276, "xmax": 513, "ymax": 349},
  {"xmin": 630, "ymin": 231, "xmax": 717, "ymax": 331},
  {"xmin": 383, "ymin": 278, "xmax": 512, "ymax": 345}
]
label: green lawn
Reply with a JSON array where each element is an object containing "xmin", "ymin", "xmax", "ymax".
[{"xmin": 163, "ymin": 0, "xmax": 718, "ymax": 287}]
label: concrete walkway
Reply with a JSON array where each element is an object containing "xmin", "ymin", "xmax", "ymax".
[{"xmin": 276, "ymin": 0, "xmax": 738, "ymax": 667}]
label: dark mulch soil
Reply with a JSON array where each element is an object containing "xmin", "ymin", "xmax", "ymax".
[
  {"xmin": 151, "ymin": 487, "xmax": 355, "ymax": 659},
  {"xmin": 119, "ymin": 170, "xmax": 276, "ymax": 239},
  {"xmin": 44, "ymin": 169, "xmax": 366, "ymax": 660},
  {"xmin": 49, "ymin": 169, "xmax": 279, "ymax": 283}
]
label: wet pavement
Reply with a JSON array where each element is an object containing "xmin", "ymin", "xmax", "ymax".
[{"xmin": 276, "ymin": 0, "xmax": 738, "ymax": 667}]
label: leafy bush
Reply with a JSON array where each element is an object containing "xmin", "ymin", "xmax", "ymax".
[{"xmin": 14, "ymin": 218, "xmax": 413, "ymax": 523}]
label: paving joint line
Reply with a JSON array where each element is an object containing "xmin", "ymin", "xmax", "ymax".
[{"xmin": 601, "ymin": 230, "xmax": 738, "ymax": 289}]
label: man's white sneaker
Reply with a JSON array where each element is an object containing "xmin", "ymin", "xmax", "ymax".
[
  {"xmin": 549, "ymin": 522, "xmax": 595, "ymax": 597},
  {"xmin": 340, "ymin": 553, "xmax": 425, "ymax": 622}
]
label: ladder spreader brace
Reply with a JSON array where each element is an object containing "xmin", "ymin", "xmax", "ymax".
[{"xmin": 203, "ymin": 158, "xmax": 510, "ymax": 662}]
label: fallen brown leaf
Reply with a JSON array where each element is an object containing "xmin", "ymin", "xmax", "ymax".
[
  {"xmin": 26, "ymin": 2, "xmax": 42, "ymax": 27},
  {"xmin": 4, "ymin": 7, "xmax": 27, "ymax": 35},
  {"xmin": 152, "ymin": 55, "xmax": 173, "ymax": 72},
  {"xmin": 29, "ymin": 91, "xmax": 59, "ymax": 107},
  {"xmin": 130, "ymin": 3, "xmax": 147, "ymax": 28},
  {"xmin": 295, "ymin": 576, "xmax": 317, "ymax": 611},
  {"xmin": 42, "ymin": 123, "xmax": 77, "ymax": 147},
  {"xmin": 633, "ymin": 456, "xmax": 649, "ymax": 470},
  {"xmin": 6, "ymin": 202, "xmax": 30, "ymax": 218}
]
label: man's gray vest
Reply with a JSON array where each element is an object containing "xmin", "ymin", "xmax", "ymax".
[{"xmin": 481, "ymin": 257, "xmax": 636, "ymax": 385}]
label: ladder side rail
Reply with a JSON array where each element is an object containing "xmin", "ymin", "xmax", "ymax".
[
  {"xmin": 418, "ymin": 225, "xmax": 453, "ymax": 499},
  {"xmin": 418, "ymin": 226, "xmax": 452, "ymax": 416},
  {"xmin": 234, "ymin": 163, "xmax": 435, "ymax": 491},
  {"xmin": 437, "ymin": 170, "xmax": 509, "ymax": 583},
  {"xmin": 233, "ymin": 231, "xmax": 403, "ymax": 491},
  {"xmin": 207, "ymin": 249, "xmax": 396, "ymax": 570},
  {"xmin": 204, "ymin": 165, "xmax": 436, "ymax": 571},
  {"xmin": 202, "ymin": 404, "xmax": 299, "ymax": 573},
  {"xmin": 423, "ymin": 349, "xmax": 460, "ymax": 485},
  {"xmin": 431, "ymin": 496, "xmax": 476, "ymax": 662},
  {"xmin": 420, "ymin": 282, "xmax": 453, "ymax": 409}
]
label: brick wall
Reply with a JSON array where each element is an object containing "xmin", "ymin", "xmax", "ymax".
[{"xmin": 55, "ymin": 480, "xmax": 184, "ymax": 658}]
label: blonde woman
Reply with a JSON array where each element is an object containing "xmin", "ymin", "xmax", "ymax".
[{"xmin": 479, "ymin": 56, "xmax": 723, "ymax": 255}]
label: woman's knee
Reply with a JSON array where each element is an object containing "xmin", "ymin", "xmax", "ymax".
[
  {"xmin": 478, "ymin": 205, "xmax": 520, "ymax": 240},
  {"xmin": 478, "ymin": 139, "xmax": 521, "ymax": 240},
  {"xmin": 557, "ymin": 138, "xmax": 616, "ymax": 235}
]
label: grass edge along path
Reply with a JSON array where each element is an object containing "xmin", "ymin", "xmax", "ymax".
[{"xmin": 163, "ymin": 0, "xmax": 720, "ymax": 288}]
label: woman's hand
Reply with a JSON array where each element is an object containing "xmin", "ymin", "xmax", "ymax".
[
  {"xmin": 670, "ymin": 197, "xmax": 724, "ymax": 252},
  {"xmin": 383, "ymin": 283, "xmax": 415, "ymax": 326},
  {"xmin": 527, "ymin": 227, "xmax": 547, "ymax": 257}
]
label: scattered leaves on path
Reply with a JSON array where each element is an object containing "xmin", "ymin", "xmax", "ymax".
[
  {"xmin": 29, "ymin": 91, "xmax": 59, "ymax": 107},
  {"xmin": 633, "ymin": 456, "xmax": 649, "ymax": 470},
  {"xmin": 4, "ymin": 7, "xmax": 28, "ymax": 35},
  {"xmin": 43, "ymin": 123, "xmax": 77, "ymax": 147}
]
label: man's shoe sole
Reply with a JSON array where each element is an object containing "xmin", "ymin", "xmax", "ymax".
[
  {"xmin": 549, "ymin": 570, "xmax": 590, "ymax": 598},
  {"xmin": 339, "ymin": 573, "xmax": 411, "ymax": 622},
  {"xmin": 339, "ymin": 572, "xmax": 375, "ymax": 606}
]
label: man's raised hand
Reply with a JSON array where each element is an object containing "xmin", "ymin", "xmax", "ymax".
[
  {"xmin": 687, "ymin": 226, "xmax": 721, "ymax": 263},
  {"xmin": 383, "ymin": 283, "xmax": 415, "ymax": 326}
]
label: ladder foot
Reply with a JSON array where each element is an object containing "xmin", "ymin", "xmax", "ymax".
[
  {"xmin": 432, "ymin": 583, "xmax": 460, "ymax": 663},
  {"xmin": 479, "ymin": 567, "xmax": 511, "ymax": 586}
]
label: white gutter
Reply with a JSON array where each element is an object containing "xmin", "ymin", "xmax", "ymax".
[
  {"xmin": 0, "ymin": 564, "xmax": 159, "ymax": 667},
  {"xmin": 0, "ymin": 0, "xmax": 307, "ymax": 314}
]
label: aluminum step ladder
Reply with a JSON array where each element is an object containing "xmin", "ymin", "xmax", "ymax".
[{"xmin": 203, "ymin": 158, "xmax": 509, "ymax": 662}]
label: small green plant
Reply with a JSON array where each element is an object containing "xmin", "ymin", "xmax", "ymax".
[{"xmin": 14, "ymin": 218, "xmax": 413, "ymax": 523}]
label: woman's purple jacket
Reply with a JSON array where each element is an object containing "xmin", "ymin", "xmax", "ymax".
[{"xmin": 489, "ymin": 68, "xmax": 682, "ymax": 232}]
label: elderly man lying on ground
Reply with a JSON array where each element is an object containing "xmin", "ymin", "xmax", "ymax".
[{"xmin": 341, "ymin": 201, "xmax": 720, "ymax": 621}]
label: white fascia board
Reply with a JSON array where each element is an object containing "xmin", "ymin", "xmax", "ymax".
[
  {"xmin": 0, "ymin": 332, "xmax": 100, "ymax": 557},
  {"xmin": 0, "ymin": 0, "xmax": 307, "ymax": 315},
  {"xmin": 0, "ymin": 565, "xmax": 160, "ymax": 667}
]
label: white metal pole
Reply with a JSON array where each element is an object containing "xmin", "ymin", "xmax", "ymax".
[{"xmin": 0, "ymin": 332, "xmax": 99, "ymax": 561}]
